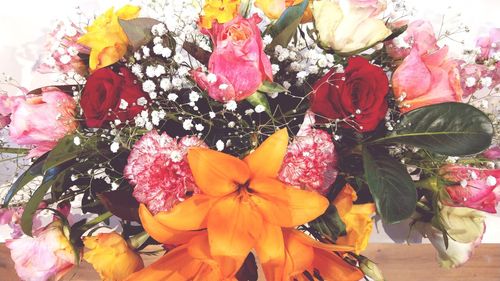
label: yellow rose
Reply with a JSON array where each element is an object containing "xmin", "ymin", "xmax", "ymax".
[
  {"xmin": 78, "ymin": 5, "xmax": 140, "ymax": 71},
  {"xmin": 333, "ymin": 184, "xmax": 376, "ymax": 254},
  {"xmin": 199, "ymin": 0, "xmax": 240, "ymax": 29},
  {"xmin": 255, "ymin": 0, "xmax": 313, "ymax": 23},
  {"xmin": 83, "ymin": 232, "xmax": 144, "ymax": 281},
  {"xmin": 313, "ymin": 0, "xmax": 392, "ymax": 54}
]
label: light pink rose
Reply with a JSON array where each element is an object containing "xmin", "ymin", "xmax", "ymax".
[
  {"xmin": 192, "ymin": 14, "xmax": 273, "ymax": 102},
  {"xmin": 476, "ymin": 28, "xmax": 500, "ymax": 62},
  {"xmin": 392, "ymin": 21, "xmax": 463, "ymax": 112},
  {"xmin": 458, "ymin": 62, "xmax": 490, "ymax": 97},
  {"xmin": 349, "ymin": 0, "xmax": 387, "ymax": 16},
  {"xmin": 386, "ymin": 20, "xmax": 440, "ymax": 61},
  {"xmin": 441, "ymin": 164, "xmax": 500, "ymax": 214},
  {"xmin": 9, "ymin": 87, "xmax": 78, "ymax": 158},
  {"xmin": 6, "ymin": 221, "xmax": 76, "ymax": 281},
  {"xmin": 0, "ymin": 90, "xmax": 26, "ymax": 129},
  {"xmin": 278, "ymin": 112, "xmax": 338, "ymax": 195}
]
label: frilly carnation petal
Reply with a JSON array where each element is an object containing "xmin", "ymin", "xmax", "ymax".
[{"xmin": 124, "ymin": 131, "xmax": 207, "ymax": 214}]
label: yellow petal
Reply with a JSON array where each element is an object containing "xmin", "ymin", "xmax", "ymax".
[
  {"xmin": 207, "ymin": 195, "xmax": 263, "ymax": 258},
  {"xmin": 244, "ymin": 128, "xmax": 289, "ymax": 178},
  {"xmin": 333, "ymin": 183, "xmax": 357, "ymax": 217},
  {"xmin": 251, "ymin": 178, "xmax": 328, "ymax": 227},
  {"xmin": 255, "ymin": 0, "xmax": 286, "ymax": 19},
  {"xmin": 188, "ymin": 148, "xmax": 250, "ymax": 197},
  {"xmin": 138, "ymin": 204, "xmax": 202, "ymax": 245},
  {"xmin": 116, "ymin": 4, "xmax": 141, "ymax": 19},
  {"xmin": 155, "ymin": 194, "xmax": 213, "ymax": 231}
]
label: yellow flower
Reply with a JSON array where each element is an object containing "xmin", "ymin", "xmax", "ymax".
[
  {"xmin": 83, "ymin": 232, "xmax": 144, "ymax": 281},
  {"xmin": 199, "ymin": 0, "xmax": 240, "ymax": 29},
  {"xmin": 78, "ymin": 5, "xmax": 140, "ymax": 71},
  {"xmin": 333, "ymin": 184, "xmax": 376, "ymax": 254},
  {"xmin": 136, "ymin": 129, "xmax": 328, "ymax": 279},
  {"xmin": 255, "ymin": 0, "xmax": 313, "ymax": 23}
]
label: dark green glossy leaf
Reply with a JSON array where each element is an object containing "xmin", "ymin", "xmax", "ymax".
[
  {"xmin": 2, "ymin": 154, "xmax": 47, "ymax": 207},
  {"xmin": 119, "ymin": 18, "xmax": 161, "ymax": 51},
  {"xmin": 309, "ymin": 205, "xmax": 346, "ymax": 241},
  {"xmin": 383, "ymin": 24, "xmax": 408, "ymax": 42},
  {"xmin": 372, "ymin": 103, "xmax": 494, "ymax": 156},
  {"xmin": 267, "ymin": 0, "xmax": 308, "ymax": 49},
  {"xmin": 363, "ymin": 147, "xmax": 417, "ymax": 223},
  {"xmin": 42, "ymin": 135, "xmax": 82, "ymax": 173}
]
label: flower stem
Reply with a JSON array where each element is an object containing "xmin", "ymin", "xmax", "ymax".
[{"xmin": 0, "ymin": 147, "xmax": 29, "ymax": 154}]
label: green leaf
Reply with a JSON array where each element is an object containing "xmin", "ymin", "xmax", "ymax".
[
  {"xmin": 362, "ymin": 146, "xmax": 417, "ymax": 223},
  {"xmin": 119, "ymin": 18, "xmax": 161, "ymax": 51},
  {"xmin": 246, "ymin": 92, "xmax": 272, "ymax": 115},
  {"xmin": 383, "ymin": 24, "xmax": 408, "ymax": 42},
  {"xmin": 239, "ymin": 0, "xmax": 252, "ymax": 18},
  {"xmin": 267, "ymin": 0, "xmax": 308, "ymax": 49},
  {"xmin": 257, "ymin": 81, "xmax": 288, "ymax": 94},
  {"xmin": 309, "ymin": 205, "xmax": 346, "ymax": 241},
  {"xmin": 371, "ymin": 103, "xmax": 494, "ymax": 156},
  {"xmin": 2, "ymin": 154, "xmax": 47, "ymax": 207},
  {"xmin": 42, "ymin": 135, "xmax": 82, "ymax": 173}
]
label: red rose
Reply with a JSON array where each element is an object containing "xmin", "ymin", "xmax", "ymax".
[
  {"xmin": 310, "ymin": 56, "xmax": 389, "ymax": 132},
  {"xmin": 81, "ymin": 67, "xmax": 149, "ymax": 128}
]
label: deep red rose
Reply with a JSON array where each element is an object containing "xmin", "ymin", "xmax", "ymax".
[
  {"xmin": 81, "ymin": 67, "xmax": 149, "ymax": 128},
  {"xmin": 310, "ymin": 56, "xmax": 389, "ymax": 132}
]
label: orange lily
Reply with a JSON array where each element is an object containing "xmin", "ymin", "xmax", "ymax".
[
  {"xmin": 333, "ymin": 184, "xmax": 376, "ymax": 254},
  {"xmin": 141, "ymin": 128, "xmax": 328, "ymax": 272},
  {"xmin": 125, "ymin": 233, "xmax": 241, "ymax": 281},
  {"xmin": 262, "ymin": 229, "xmax": 364, "ymax": 281}
]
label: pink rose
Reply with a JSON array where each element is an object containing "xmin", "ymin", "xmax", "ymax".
[
  {"xmin": 458, "ymin": 62, "xmax": 490, "ymax": 97},
  {"xmin": 349, "ymin": 0, "xmax": 387, "ymax": 16},
  {"xmin": 483, "ymin": 145, "xmax": 500, "ymax": 160},
  {"xmin": 476, "ymin": 28, "xmax": 500, "ymax": 62},
  {"xmin": 392, "ymin": 21, "xmax": 463, "ymax": 113},
  {"xmin": 441, "ymin": 165, "xmax": 500, "ymax": 214},
  {"xmin": 0, "ymin": 90, "xmax": 25, "ymax": 129},
  {"xmin": 278, "ymin": 112, "xmax": 338, "ymax": 195},
  {"xmin": 386, "ymin": 20, "xmax": 439, "ymax": 61},
  {"xmin": 6, "ymin": 221, "xmax": 76, "ymax": 281},
  {"xmin": 9, "ymin": 87, "xmax": 78, "ymax": 158},
  {"xmin": 192, "ymin": 14, "xmax": 273, "ymax": 102}
]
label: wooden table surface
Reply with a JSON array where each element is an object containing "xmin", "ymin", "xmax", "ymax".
[{"xmin": 1, "ymin": 243, "xmax": 499, "ymax": 280}]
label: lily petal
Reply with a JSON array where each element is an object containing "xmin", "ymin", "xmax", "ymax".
[
  {"xmin": 138, "ymin": 204, "xmax": 202, "ymax": 245},
  {"xmin": 252, "ymin": 178, "xmax": 329, "ymax": 227},
  {"xmin": 188, "ymin": 148, "xmax": 250, "ymax": 197},
  {"xmin": 244, "ymin": 128, "xmax": 289, "ymax": 178},
  {"xmin": 207, "ymin": 195, "xmax": 263, "ymax": 258},
  {"xmin": 155, "ymin": 194, "xmax": 213, "ymax": 231}
]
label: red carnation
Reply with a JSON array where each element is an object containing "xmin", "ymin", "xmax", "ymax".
[
  {"xmin": 310, "ymin": 56, "xmax": 389, "ymax": 132},
  {"xmin": 80, "ymin": 67, "xmax": 149, "ymax": 128}
]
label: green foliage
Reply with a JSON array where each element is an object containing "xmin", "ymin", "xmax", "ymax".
[{"xmin": 266, "ymin": 0, "xmax": 308, "ymax": 49}]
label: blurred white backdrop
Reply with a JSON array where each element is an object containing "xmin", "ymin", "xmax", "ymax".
[{"xmin": 0, "ymin": 0, "xmax": 499, "ymax": 243}]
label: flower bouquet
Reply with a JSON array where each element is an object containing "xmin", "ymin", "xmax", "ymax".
[{"xmin": 0, "ymin": 0, "xmax": 498, "ymax": 280}]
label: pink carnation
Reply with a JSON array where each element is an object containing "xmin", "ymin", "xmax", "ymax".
[
  {"xmin": 124, "ymin": 131, "xmax": 207, "ymax": 214},
  {"xmin": 278, "ymin": 113, "xmax": 338, "ymax": 195}
]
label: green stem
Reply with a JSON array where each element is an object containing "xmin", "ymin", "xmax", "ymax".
[
  {"xmin": 128, "ymin": 231, "xmax": 150, "ymax": 250},
  {"xmin": 415, "ymin": 177, "xmax": 438, "ymax": 192},
  {"xmin": 0, "ymin": 147, "xmax": 30, "ymax": 154}
]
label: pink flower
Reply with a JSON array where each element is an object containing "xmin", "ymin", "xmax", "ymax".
[
  {"xmin": 124, "ymin": 130, "xmax": 207, "ymax": 214},
  {"xmin": 36, "ymin": 21, "xmax": 88, "ymax": 74},
  {"xmin": 349, "ymin": 0, "xmax": 387, "ymax": 16},
  {"xmin": 9, "ymin": 87, "xmax": 78, "ymax": 158},
  {"xmin": 192, "ymin": 14, "xmax": 273, "ymax": 102},
  {"xmin": 476, "ymin": 28, "xmax": 500, "ymax": 62},
  {"xmin": 441, "ymin": 164, "xmax": 500, "ymax": 214},
  {"xmin": 483, "ymin": 145, "xmax": 500, "ymax": 160},
  {"xmin": 6, "ymin": 221, "xmax": 76, "ymax": 281},
  {"xmin": 458, "ymin": 62, "xmax": 490, "ymax": 97},
  {"xmin": 386, "ymin": 20, "xmax": 439, "ymax": 61},
  {"xmin": 278, "ymin": 113, "xmax": 338, "ymax": 195},
  {"xmin": 0, "ymin": 90, "xmax": 25, "ymax": 129},
  {"xmin": 392, "ymin": 21, "xmax": 463, "ymax": 113}
]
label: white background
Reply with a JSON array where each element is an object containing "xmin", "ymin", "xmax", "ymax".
[{"xmin": 0, "ymin": 0, "xmax": 499, "ymax": 243}]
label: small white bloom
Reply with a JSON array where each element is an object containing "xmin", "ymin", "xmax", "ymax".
[
  {"xmin": 110, "ymin": 142, "xmax": 120, "ymax": 153},
  {"xmin": 137, "ymin": 97, "xmax": 148, "ymax": 106},
  {"xmin": 153, "ymin": 44, "xmax": 164, "ymax": 55},
  {"xmin": 216, "ymin": 140, "xmax": 225, "ymax": 151},
  {"xmin": 160, "ymin": 78, "xmax": 172, "ymax": 91},
  {"xmin": 207, "ymin": 73, "xmax": 217, "ymax": 83},
  {"xmin": 142, "ymin": 80, "xmax": 156, "ymax": 93},
  {"xmin": 73, "ymin": 136, "xmax": 81, "ymax": 146},
  {"xmin": 183, "ymin": 119, "xmax": 194, "ymax": 130},
  {"xmin": 189, "ymin": 91, "xmax": 200, "ymax": 102},
  {"xmin": 155, "ymin": 65, "xmax": 166, "ymax": 77},
  {"xmin": 255, "ymin": 105, "xmax": 266, "ymax": 113},
  {"xmin": 486, "ymin": 176, "xmax": 497, "ymax": 187},
  {"xmin": 209, "ymin": 111, "xmax": 216, "ymax": 118},
  {"xmin": 271, "ymin": 64, "xmax": 280, "ymax": 75},
  {"xmin": 480, "ymin": 77, "xmax": 493, "ymax": 88},
  {"xmin": 142, "ymin": 46, "xmax": 150, "ymax": 57},
  {"xmin": 162, "ymin": 48, "xmax": 172, "ymax": 58},
  {"xmin": 195, "ymin": 124, "xmax": 205, "ymax": 131},
  {"xmin": 114, "ymin": 119, "xmax": 122, "ymax": 126},
  {"xmin": 228, "ymin": 121, "xmax": 235, "ymax": 128},
  {"xmin": 263, "ymin": 34, "xmax": 273, "ymax": 45},
  {"xmin": 146, "ymin": 66, "xmax": 156, "ymax": 78},
  {"xmin": 225, "ymin": 100, "xmax": 237, "ymax": 111},
  {"xmin": 219, "ymin": 84, "xmax": 229, "ymax": 90},
  {"xmin": 59, "ymin": 55, "xmax": 71, "ymax": 64},
  {"xmin": 283, "ymin": 81, "xmax": 291, "ymax": 89},
  {"xmin": 297, "ymin": 71, "xmax": 308, "ymax": 80},
  {"xmin": 119, "ymin": 99, "xmax": 129, "ymax": 110},
  {"xmin": 245, "ymin": 109, "xmax": 254, "ymax": 115},
  {"xmin": 167, "ymin": 93, "xmax": 178, "ymax": 101},
  {"xmin": 460, "ymin": 179, "xmax": 468, "ymax": 188},
  {"xmin": 151, "ymin": 111, "xmax": 160, "ymax": 125},
  {"xmin": 170, "ymin": 151, "xmax": 183, "ymax": 163},
  {"xmin": 465, "ymin": 77, "xmax": 477, "ymax": 87},
  {"xmin": 172, "ymin": 77, "xmax": 183, "ymax": 88},
  {"xmin": 153, "ymin": 36, "xmax": 163, "ymax": 45}
]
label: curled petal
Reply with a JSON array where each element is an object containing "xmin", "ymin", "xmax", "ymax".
[
  {"xmin": 244, "ymin": 128, "xmax": 289, "ymax": 178},
  {"xmin": 155, "ymin": 195, "xmax": 213, "ymax": 231}
]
